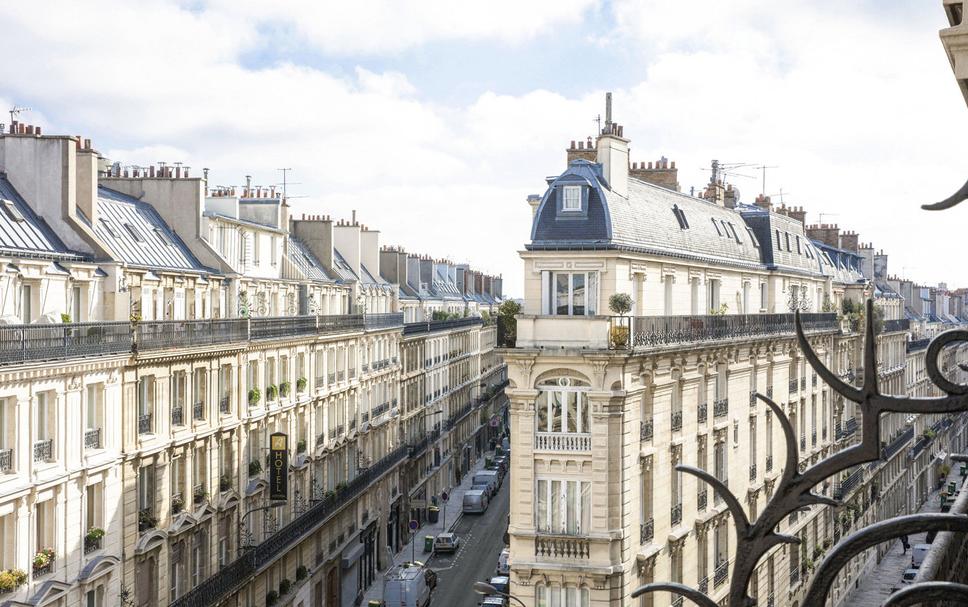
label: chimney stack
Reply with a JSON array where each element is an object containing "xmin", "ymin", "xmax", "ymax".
[{"xmin": 595, "ymin": 92, "xmax": 629, "ymax": 197}]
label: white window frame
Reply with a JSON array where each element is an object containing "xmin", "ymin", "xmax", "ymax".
[
  {"xmin": 543, "ymin": 271, "xmax": 598, "ymax": 316},
  {"xmin": 534, "ymin": 478, "xmax": 591, "ymax": 535},
  {"xmin": 562, "ymin": 186, "xmax": 582, "ymax": 212}
]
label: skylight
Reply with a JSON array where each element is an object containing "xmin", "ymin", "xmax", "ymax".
[
  {"xmin": 0, "ymin": 199, "xmax": 24, "ymax": 222},
  {"xmin": 101, "ymin": 219, "xmax": 119, "ymax": 238},
  {"xmin": 124, "ymin": 223, "xmax": 144, "ymax": 243},
  {"xmin": 672, "ymin": 205, "xmax": 689, "ymax": 230}
]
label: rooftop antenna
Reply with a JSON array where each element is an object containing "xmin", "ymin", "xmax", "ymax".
[
  {"xmin": 818, "ymin": 212, "xmax": 839, "ymax": 223},
  {"xmin": 767, "ymin": 189, "xmax": 791, "ymax": 204},
  {"xmin": 277, "ymin": 168, "xmax": 292, "ymax": 200},
  {"xmin": 755, "ymin": 164, "xmax": 779, "ymax": 195},
  {"xmin": 605, "ymin": 92, "xmax": 612, "ymax": 129},
  {"xmin": 702, "ymin": 160, "xmax": 756, "ymax": 185},
  {"xmin": 8, "ymin": 105, "xmax": 30, "ymax": 125}
]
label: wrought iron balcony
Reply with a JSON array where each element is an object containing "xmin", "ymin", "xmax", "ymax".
[
  {"xmin": 84, "ymin": 534, "xmax": 102, "ymax": 554},
  {"xmin": 534, "ymin": 534, "xmax": 590, "ymax": 560},
  {"xmin": 749, "ymin": 464, "xmax": 757, "ymax": 481},
  {"xmin": 640, "ymin": 418, "xmax": 654, "ymax": 442},
  {"xmin": 672, "ymin": 597, "xmax": 683, "ymax": 607},
  {"xmin": 403, "ymin": 316, "xmax": 482, "ymax": 335},
  {"xmin": 172, "ymin": 405, "xmax": 184, "ymax": 426},
  {"xmin": 881, "ymin": 426, "xmax": 914, "ymax": 460},
  {"xmin": 800, "ymin": 436, "xmax": 806, "ymax": 450},
  {"xmin": 0, "ymin": 321, "xmax": 130, "ymax": 365},
  {"xmin": 138, "ymin": 413, "xmax": 152, "ymax": 435},
  {"xmin": 84, "ymin": 428, "xmax": 101, "ymax": 449},
  {"xmin": 138, "ymin": 318, "xmax": 248, "ymax": 350},
  {"xmin": 714, "ymin": 560, "xmax": 729, "ymax": 587},
  {"xmin": 749, "ymin": 390, "xmax": 757, "ymax": 407},
  {"xmin": 698, "ymin": 402, "xmax": 708, "ymax": 424},
  {"xmin": 766, "ymin": 593, "xmax": 775, "ymax": 607},
  {"xmin": 789, "ymin": 566, "xmax": 800, "ymax": 586},
  {"xmin": 327, "ymin": 372, "xmax": 335, "ymax": 384},
  {"xmin": 33, "ymin": 439, "xmax": 53, "ymax": 463},
  {"xmin": 789, "ymin": 378, "xmax": 799, "ymax": 393},
  {"xmin": 0, "ymin": 448, "xmax": 11, "ymax": 473},
  {"xmin": 811, "ymin": 430, "xmax": 817, "ymax": 446},
  {"xmin": 714, "ymin": 398, "xmax": 728, "ymax": 418},
  {"xmin": 800, "ymin": 377, "xmax": 806, "ymax": 391},
  {"xmin": 640, "ymin": 518, "xmax": 654, "ymax": 543},
  {"xmin": 193, "ymin": 401, "xmax": 204, "ymax": 420},
  {"xmin": 834, "ymin": 467, "xmax": 864, "ymax": 500},
  {"xmin": 812, "ymin": 375, "xmax": 818, "ymax": 387},
  {"xmin": 766, "ymin": 386, "xmax": 773, "ymax": 399},
  {"xmin": 698, "ymin": 490, "xmax": 707, "ymax": 511},
  {"xmin": 766, "ymin": 455, "xmax": 773, "ymax": 471},
  {"xmin": 671, "ymin": 503, "xmax": 682, "ymax": 526},
  {"xmin": 911, "ymin": 435, "xmax": 931, "ymax": 459},
  {"xmin": 609, "ymin": 313, "xmax": 838, "ymax": 350},
  {"xmin": 219, "ymin": 396, "xmax": 230, "ymax": 414},
  {"xmin": 363, "ymin": 313, "xmax": 405, "ymax": 331},
  {"xmin": 882, "ymin": 318, "xmax": 911, "ymax": 333},
  {"xmin": 698, "ymin": 577, "xmax": 708, "ymax": 594},
  {"xmin": 535, "ymin": 432, "xmax": 591, "ymax": 451},
  {"xmin": 671, "ymin": 410, "xmax": 683, "ymax": 432}
]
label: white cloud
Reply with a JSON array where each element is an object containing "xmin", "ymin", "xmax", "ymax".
[{"xmin": 0, "ymin": 0, "xmax": 965, "ymax": 295}]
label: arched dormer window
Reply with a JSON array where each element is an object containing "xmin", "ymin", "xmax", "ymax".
[
  {"xmin": 555, "ymin": 183, "xmax": 588, "ymax": 219},
  {"xmin": 562, "ymin": 185, "xmax": 582, "ymax": 211}
]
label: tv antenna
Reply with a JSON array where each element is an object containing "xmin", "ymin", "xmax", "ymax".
[
  {"xmin": 766, "ymin": 189, "xmax": 792, "ymax": 204},
  {"xmin": 818, "ymin": 212, "xmax": 839, "ymax": 224},
  {"xmin": 701, "ymin": 160, "xmax": 757, "ymax": 185},
  {"xmin": 277, "ymin": 168, "xmax": 295, "ymax": 199},
  {"xmin": 755, "ymin": 164, "xmax": 779, "ymax": 195},
  {"xmin": 8, "ymin": 105, "xmax": 31, "ymax": 125}
]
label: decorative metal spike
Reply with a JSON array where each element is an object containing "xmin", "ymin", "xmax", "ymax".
[
  {"xmin": 882, "ymin": 581, "xmax": 968, "ymax": 607},
  {"xmin": 921, "ymin": 176, "xmax": 968, "ymax": 210}
]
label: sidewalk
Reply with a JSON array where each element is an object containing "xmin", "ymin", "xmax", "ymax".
[
  {"xmin": 842, "ymin": 489, "xmax": 942, "ymax": 607},
  {"xmin": 362, "ymin": 452, "xmax": 493, "ymax": 605}
]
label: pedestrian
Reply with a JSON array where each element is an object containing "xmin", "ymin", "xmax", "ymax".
[{"xmin": 901, "ymin": 535, "xmax": 909, "ymax": 553}]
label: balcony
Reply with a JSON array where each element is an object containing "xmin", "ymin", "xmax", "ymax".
[
  {"xmin": 640, "ymin": 418, "xmax": 654, "ymax": 442},
  {"xmin": 219, "ymin": 396, "xmax": 230, "ymax": 414},
  {"xmin": 640, "ymin": 518, "xmax": 654, "ymax": 543},
  {"xmin": 800, "ymin": 437, "xmax": 806, "ymax": 451},
  {"xmin": 33, "ymin": 439, "xmax": 53, "ymax": 463},
  {"xmin": 0, "ymin": 321, "xmax": 131, "ymax": 365},
  {"xmin": 403, "ymin": 316, "xmax": 482, "ymax": 336},
  {"xmin": 0, "ymin": 449, "xmax": 11, "ymax": 473},
  {"xmin": 535, "ymin": 432, "xmax": 591, "ymax": 452},
  {"xmin": 84, "ymin": 534, "xmax": 102, "ymax": 554},
  {"xmin": 364, "ymin": 313, "xmax": 405, "ymax": 331},
  {"xmin": 193, "ymin": 401, "xmax": 204, "ymax": 420},
  {"xmin": 882, "ymin": 426, "xmax": 914, "ymax": 460},
  {"xmin": 882, "ymin": 318, "xmax": 911, "ymax": 334},
  {"xmin": 671, "ymin": 410, "xmax": 683, "ymax": 432},
  {"xmin": 714, "ymin": 560, "xmax": 729, "ymax": 587},
  {"xmin": 698, "ymin": 490, "xmax": 707, "ymax": 511},
  {"xmin": 834, "ymin": 467, "xmax": 864, "ymax": 500},
  {"xmin": 172, "ymin": 405, "xmax": 184, "ymax": 426},
  {"xmin": 698, "ymin": 402, "xmax": 707, "ymax": 424},
  {"xmin": 749, "ymin": 464, "xmax": 757, "ymax": 481},
  {"xmin": 811, "ymin": 431, "xmax": 817, "ymax": 446},
  {"xmin": 713, "ymin": 398, "xmax": 728, "ymax": 418},
  {"xmin": 843, "ymin": 417, "xmax": 858, "ymax": 438},
  {"xmin": 138, "ymin": 318, "xmax": 249, "ymax": 350},
  {"xmin": 138, "ymin": 413, "xmax": 152, "ymax": 435},
  {"xmin": 790, "ymin": 567, "xmax": 800, "ymax": 586},
  {"xmin": 749, "ymin": 390, "xmax": 757, "ymax": 407},
  {"xmin": 800, "ymin": 377, "xmax": 806, "ymax": 391},
  {"xmin": 698, "ymin": 577, "xmax": 708, "ymax": 594},
  {"xmin": 911, "ymin": 435, "xmax": 931, "ymax": 459},
  {"xmin": 766, "ymin": 386, "xmax": 773, "ymax": 399},
  {"xmin": 766, "ymin": 455, "xmax": 773, "ymax": 471},
  {"xmin": 84, "ymin": 428, "xmax": 101, "ymax": 450},
  {"xmin": 789, "ymin": 378, "xmax": 799, "ymax": 394},
  {"xmin": 534, "ymin": 535, "xmax": 589, "ymax": 560},
  {"xmin": 600, "ymin": 312, "xmax": 839, "ymax": 351},
  {"xmin": 671, "ymin": 503, "xmax": 682, "ymax": 526}
]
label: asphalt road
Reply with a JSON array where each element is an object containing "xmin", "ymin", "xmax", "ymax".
[{"xmin": 430, "ymin": 478, "xmax": 510, "ymax": 607}]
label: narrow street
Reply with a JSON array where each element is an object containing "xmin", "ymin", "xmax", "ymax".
[{"xmin": 431, "ymin": 477, "xmax": 510, "ymax": 606}]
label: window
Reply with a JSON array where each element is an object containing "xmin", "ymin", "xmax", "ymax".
[
  {"xmin": 535, "ymin": 479, "xmax": 591, "ymax": 535},
  {"xmin": 775, "ymin": 229, "xmax": 781, "ymax": 250},
  {"xmin": 0, "ymin": 199, "xmax": 24, "ymax": 222},
  {"xmin": 759, "ymin": 283, "xmax": 767, "ymax": 311},
  {"xmin": 712, "ymin": 218, "xmax": 723, "ymax": 236},
  {"xmin": 746, "ymin": 227, "xmax": 759, "ymax": 247},
  {"xmin": 795, "ymin": 235, "xmax": 802, "ymax": 254},
  {"xmin": 124, "ymin": 223, "xmax": 144, "ymax": 243},
  {"xmin": 543, "ymin": 271, "xmax": 598, "ymax": 316},
  {"xmin": 20, "ymin": 284, "xmax": 31, "ymax": 323},
  {"xmin": 728, "ymin": 222, "xmax": 742, "ymax": 244},
  {"xmin": 72, "ymin": 285, "xmax": 82, "ymax": 322},
  {"xmin": 154, "ymin": 227, "xmax": 171, "ymax": 246},
  {"xmin": 270, "ymin": 236, "xmax": 278, "ymax": 266},
  {"xmin": 672, "ymin": 205, "xmax": 689, "ymax": 229},
  {"xmin": 785, "ymin": 232, "xmax": 791, "ymax": 251},
  {"xmin": 101, "ymin": 219, "xmax": 119, "ymax": 238},
  {"xmin": 86, "ymin": 383, "xmax": 103, "ymax": 435},
  {"xmin": 562, "ymin": 186, "xmax": 582, "ymax": 211},
  {"xmin": 253, "ymin": 232, "xmax": 261, "ymax": 264},
  {"xmin": 535, "ymin": 377, "xmax": 590, "ymax": 434},
  {"xmin": 707, "ymin": 279, "xmax": 720, "ymax": 311},
  {"xmin": 690, "ymin": 278, "xmax": 700, "ymax": 314},
  {"xmin": 664, "ymin": 278, "xmax": 674, "ymax": 315},
  {"xmin": 536, "ymin": 584, "xmax": 590, "ymax": 607}
]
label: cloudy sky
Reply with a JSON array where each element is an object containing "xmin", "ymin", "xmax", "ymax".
[{"xmin": 1, "ymin": 1, "xmax": 965, "ymax": 295}]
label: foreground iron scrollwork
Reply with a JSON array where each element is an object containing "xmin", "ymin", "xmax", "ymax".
[{"xmin": 632, "ymin": 299, "xmax": 968, "ymax": 607}]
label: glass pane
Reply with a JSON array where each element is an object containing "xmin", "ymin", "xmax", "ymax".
[
  {"xmin": 537, "ymin": 585, "xmax": 547, "ymax": 607},
  {"xmin": 581, "ymin": 482, "xmax": 591, "ymax": 534},
  {"xmin": 556, "ymin": 274, "xmax": 570, "ymax": 315},
  {"xmin": 551, "ymin": 481, "xmax": 561, "ymax": 532},
  {"xmin": 579, "ymin": 393, "xmax": 589, "ymax": 433},
  {"xmin": 536, "ymin": 392, "xmax": 549, "ymax": 432},
  {"xmin": 537, "ymin": 480, "xmax": 547, "ymax": 531},
  {"xmin": 587, "ymin": 272, "xmax": 598, "ymax": 315},
  {"xmin": 571, "ymin": 273, "xmax": 585, "ymax": 316},
  {"xmin": 566, "ymin": 587, "xmax": 577, "ymax": 607},
  {"xmin": 566, "ymin": 481, "xmax": 577, "ymax": 534},
  {"xmin": 551, "ymin": 392, "xmax": 563, "ymax": 433},
  {"xmin": 550, "ymin": 586, "xmax": 561, "ymax": 607},
  {"xmin": 580, "ymin": 587, "xmax": 589, "ymax": 607},
  {"xmin": 566, "ymin": 392, "xmax": 578, "ymax": 433}
]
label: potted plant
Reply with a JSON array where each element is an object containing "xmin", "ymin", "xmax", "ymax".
[
  {"xmin": 248, "ymin": 387, "xmax": 261, "ymax": 406},
  {"xmin": 0, "ymin": 569, "xmax": 26, "ymax": 592},
  {"xmin": 266, "ymin": 384, "xmax": 278, "ymax": 400},
  {"xmin": 219, "ymin": 474, "xmax": 232, "ymax": 491},
  {"xmin": 608, "ymin": 293, "xmax": 633, "ymax": 349},
  {"xmin": 297, "ymin": 439, "xmax": 306, "ymax": 454},
  {"xmin": 32, "ymin": 548, "xmax": 55, "ymax": 572},
  {"xmin": 193, "ymin": 488, "xmax": 208, "ymax": 505},
  {"xmin": 296, "ymin": 565, "xmax": 308, "ymax": 581},
  {"xmin": 265, "ymin": 590, "xmax": 279, "ymax": 606},
  {"xmin": 171, "ymin": 496, "xmax": 184, "ymax": 514},
  {"xmin": 296, "ymin": 376, "xmax": 307, "ymax": 392},
  {"xmin": 279, "ymin": 578, "xmax": 291, "ymax": 595},
  {"xmin": 60, "ymin": 313, "xmax": 72, "ymax": 323},
  {"xmin": 248, "ymin": 460, "xmax": 262, "ymax": 476},
  {"xmin": 280, "ymin": 381, "xmax": 291, "ymax": 397},
  {"xmin": 138, "ymin": 509, "xmax": 158, "ymax": 531}
]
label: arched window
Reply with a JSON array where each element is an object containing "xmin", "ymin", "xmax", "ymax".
[
  {"xmin": 535, "ymin": 376, "xmax": 590, "ymax": 434},
  {"xmin": 535, "ymin": 583, "xmax": 591, "ymax": 607}
]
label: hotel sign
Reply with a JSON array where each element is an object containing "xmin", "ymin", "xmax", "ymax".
[{"xmin": 269, "ymin": 433, "xmax": 289, "ymax": 501}]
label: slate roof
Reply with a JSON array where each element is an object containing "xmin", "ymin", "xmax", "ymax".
[
  {"xmin": 95, "ymin": 187, "xmax": 208, "ymax": 272},
  {"xmin": 0, "ymin": 176, "xmax": 79, "ymax": 259},
  {"xmin": 330, "ymin": 249, "xmax": 359, "ymax": 283},
  {"xmin": 287, "ymin": 238, "xmax": 334, "ymax": 282}
]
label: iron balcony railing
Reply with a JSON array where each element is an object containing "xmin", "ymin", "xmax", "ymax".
[
  {"xmin": 749, "ymin": 464, "xmax": 757, "ymax": 481},
  {"xmin": 609, "ymin": 312, "xmax": 838, "ymax": 350},
  {"xmin": 698, "ymin": 490, "xmax": 708, "ymax": 510},
  {"xmin": 749, "ymin": 390, "xmax": 757, "ymax": 407},
  {"xmin": 33, "ymin": 439, "xmax": 53, "ymax": 463},
  {"xmin": 640, "ymin": 518, "xmax": 654, "ymax": 543},
  {"xmin": 714, "ymin": 398, "xmax": 728, "ymax": 418},
  {"xmin": 789, "ymin": 378, "xmax": 799, "ymax": 394},
  {"xmin": 714, "ymin": 560, "xmax": 729, "ymax": 587},
  {"xmin": 834, "ymin": 467, "xmax": 864, "ymax": 500},
  {"xmin": 137, "ymin": 318, "xmax": 248, "ymax": 350},
  {"xmin": 671, "ymin": 503, "xmax": 682, "ymax": 526},
  {"xmin": 219, "ymin": 396, "xmax": 230, "ymax": 414},
  {"xmin": 881, "ymin": 426, "xmax": 914, "ymax": 460},
  {"xmin": 911, "ymin": 435, "xmax": 931, "ymax": 459},
  {"xmin": 699, "ymin": 577, "xmax": 709, "ymax": 595},
  {"xmin": 0, "ymin": 448, "xmax": 11, "ymax": 473},
  {"xmin": 84, "ymin": 428, "xmax": 101, "ymax": 450},
  {"xmin": 766, "ymin": 455, "xmax": 773, "ymax": 471},
  {"xmin": 843, "ymin": 417, "xmax": 858, "ymax": 437},
  {"xmin": 882, "ymin": 318, "xmax": 911, "ymax": 333},
  {"xmin": 363, "ymin": 313, "xmax": 405, "ymax": 331},
  {"xmin": 171, "ymin": 445, "xmax": 408, "ymax": 607},
  {"xmin": 403, "ymin": 316, "xmax": 482, "ymax": 336},
  {"xmin": 138, "ymin": 413, "xmax": 152, "ymax": 435},
  {"xmin": 698, "ymin": 402, "xmax": 707, "ymax": 424},
  {"xmin": 0, "ymin": 321, "xmax": 131, "ymax": 365},
  {"xmin": 193, "ymin": 401, "xmax": 204, "ymax": 420},
  {"xmin": 907, "ymin": 338, "xmax": 930, "ymax": 352},
  {"xmin": 671, "ymin": 410, "xmax": 683, "ymax": 432},
  {"xmin": 640, "ymin": 418, "xmax": 654, "ymax": 442},
  {"xmin": 172, "ymin": 405, "xmax": 184, "ymax": 426}
]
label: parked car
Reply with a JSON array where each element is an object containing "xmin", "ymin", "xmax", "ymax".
[
  {"xmin": 489, "ymin": 575, "xmax": 510, "ymax": 595},
  {"xmin": 496, "ymin": 548, "xmax": 510, "ymax": 575},
  {"xmin": 383, "ymin": 562, "xmax": 433, "ymax": 607},
  {"xmin": 434, "ymin": 532, "xmax": 460, "ymax": 554},
  {"xmin": 901, "ymin": 568, "xmax": 918, "ymax": 585},
  {"xmin": 473, "ymin": 470, "xmax": 501, "ymax": 496},
  {"xmin": 911, "ymin": 543, "xmax": 931, "ymax": 568},
  {"xmin": 463, "ymin": 489, "xmax": 489, "ymax": 514}
]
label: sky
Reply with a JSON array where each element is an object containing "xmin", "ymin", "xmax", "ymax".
[{"xmin": 0, "ymin": 0, "xmax": 965, "ymax": 297}]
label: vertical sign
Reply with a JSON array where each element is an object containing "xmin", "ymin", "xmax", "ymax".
[{"xmin": 269, "ymin": 433, "xmax": 289, "ymax": 501}]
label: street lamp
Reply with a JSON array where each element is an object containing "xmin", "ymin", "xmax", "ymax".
[{"xmin": 473, "ymin": 581, "xmax": 527, "ymax": 607}]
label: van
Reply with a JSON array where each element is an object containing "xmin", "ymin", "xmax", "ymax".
[
  {"xmin": 382, "ymin": 563, "xmax": 432, "ymax": 607},
  {"xmin": 496, "ymin": 548, "xmax": 510, "ymax": 575},
  {"xmin": 463, "ymin": 489, "xmax": 489, "ymax": 514},
  {"xmin": 434, "ymin": 532, "xmax": 460, "ymax": 554},
  {"xmin": 473, "ymin": 470, "xmax": 501, "ymax": 496},
  {"xmin": 901, "ymin": 568, "xmax": 918, "ymax": 585},
  {"xmin": 911, "ymin": 543, "xmax": 931, "ymax": 568}
]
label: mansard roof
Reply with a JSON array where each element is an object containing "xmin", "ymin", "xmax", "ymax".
[
  {"xmin": 0, "ymin": 175, "xmax": 81, "ymax": 259},
  {"xmin": 287, "ymin": 238, "xmax": 335, "ymax": 282}
]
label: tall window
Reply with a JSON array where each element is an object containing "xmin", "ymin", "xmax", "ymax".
[
  {"xmin": 760, "ymin": 283, "xmax": 767, "ymax": 311},
  {"xmin": 536, "ymin": 584, "xmax": 590, "ymax": 607},
  {"xmin": 138, "ymin": 464, "xmax": 155, "ymax": 514},
  {"xmin": 20, "ymin": 284, "xmax": 31, "ymax": 323},
  {"xmin": 535, "ymin": 377, "xmax": 590, "ymax": 434},
  {"xmin": 562, "ymin": 186, "xmax": 582, "ymax": 211},
  {"xmin": 707, "ymin": 280, "xmax": 720, "ymax": 311},
  {"xmin": 172, "ymin": 372, "xmax": 187, "ymax": 424},
  {"xmin": 535, "ymin": 479, "xmax": 591, "ymax": 535},
  {"xmin": 714, "ymin": 524, "xmax": 728, "ymax": 567},
  {"xmin": 542, "ymin": 271, "xmax": 598, "ymax": 316},
  {"xmin": 35, "ymin": 391, "xmax": 54, "ymax": 444},
  {"xmin": 690, "ymin": 278, "xmax": 700, "ymax": 314},
  {"xmin": 664, "ymin": 278, "xmax": 674, "ymax": 315}
]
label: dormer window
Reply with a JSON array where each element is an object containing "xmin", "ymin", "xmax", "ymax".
[
  {"xmin": 0, "ymin": 199, "xmax": 24, "ymax": 222},
  {"xmin": 562, "ymin": 186, "xmax": 582, "ymax": 212}
]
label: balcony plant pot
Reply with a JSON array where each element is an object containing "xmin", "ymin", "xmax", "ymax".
[
  {"xmin": 296, "ymin": 565, "xmax": 308, "ymax": 581},
  {"xmin": 266, "ymin": 385, "xmax": 278, "ymax": 401},
  {"xmin": 296, "ymin": 377, "xmax": 307, "ymax": 392},
  {"xmin": 0, "ymin": 569, "xmax": 26, "ymax": 592},
  {"xmin": 249, "ymin": 460, "xmax": 262, "ymax": 476},
  {"xmin": 219, "ymin": 475, "xmax": 232, "ymax": 491},
  {"xmin": 279, "ymin": 578, "xmax": 291, "ymax": 595},
  {"xmin": 279, "ymin": 382, "xmax": 291, "ymax": 398},
  {"xmin": 248, "ymin": 388, "xmax": 261, "ymax": 406}
]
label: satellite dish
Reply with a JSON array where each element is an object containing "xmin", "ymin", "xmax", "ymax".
[{"xmin": 731, "ymin": 187, "xmax": 741, "ymax": 203}]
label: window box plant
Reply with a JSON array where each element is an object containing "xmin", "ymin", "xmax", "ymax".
[
  {"xmin": 297, "ymin": 439, "xmax": 306, "ymax": 454},
  {"xmin": 0, "ymin": 569, "xmax": 26, "ymax": 592},
  {"xmin": 279, "ymin": 578, "xmax": 291, "ymax": 595},
  {"xmin": 219, "ymin": 474, "xmax": 232, "ymax": 491},
  {"xmin": 32, "ymin": 548, "xmax": 55, "ymax": 574},
  {"xmin": 265, "ymin": 590, "xmax": 278, "ymax": 606},
  {"xmin": 296, "ymin": 565, "xmax": 308, "ymax": 581},
  {"xmin": 85, "ymin": 527, "xmax": 104, "ymax": 553},
  {"xmin": 248, "ymin": 460, "xmax": 262, "ymax": 476},
  {"xmin": 193, "ymin": 489, "xmax": 208, "ymax": 505},
  {"xmin": 171, "ymin": 496, "xmax": 184, "ymax": 514},
  {"xmin": 266, "ymin": 384, "xmax": 278, "ymax": 401},
  {"xmin": 138, "ymin": 509, "xmax": 158, "ymax": 532},
  {"xmin": 296, "ymin": 377, "xmax": 307, "ymax": 392},
  {"xmin": 248, "ymin": 388, "xmax": 261, "ymax": 406},
  {"xmin": 279, "ymin": 381, "xmax": 291, "ymax": 397}
]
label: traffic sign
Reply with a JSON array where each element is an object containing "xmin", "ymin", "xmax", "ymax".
[
  {"xmin": 441, "ymin": 491, "xmax": 449, "ymax": 502},
  {"xmin": 409, "ymin": 520, "xmax": 419, "ymax": 531}
]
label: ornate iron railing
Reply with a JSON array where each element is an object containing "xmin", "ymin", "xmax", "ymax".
[
  {"xmin": 0, "ymin": 321, "xmax": 131, "ymax": 364},
  {"xmin": 612, "ymin": 312, "xmax": 838, "ymax": 350},
  {"xmin": 714, "ymin": 398, "xmax": 729, "ymax": 418},
  {"xmin": 640, "ymin": 418, "xmax": 654, "ymax": 442},
  {"xmin": 671, "ymin": 410, "xmax": 683, "ymax": 432},
  {"xmin": 0, "ymin": 448, "xmax": 11, "ymax": 472},
  {"xmin": 698, "ymin": 402, "xmax": 708, "ymax": 424},
  {"xmin": 32, "ymin": 439, "xmax": 53, "ymax": 463},
  {"xmin": 84, "ymin": 428, "xmax": 101, "ymax": 449},
  {"xmin": 640, "ymin": 518, "xmax": 654, "ymax": 543},
  {"xmin": 402, "ymin": 316, "xmax": 482, "ymax": 335},
  {"xmin": 631, "ymin": 300, "xmax": 968, "ymax": 607}
]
